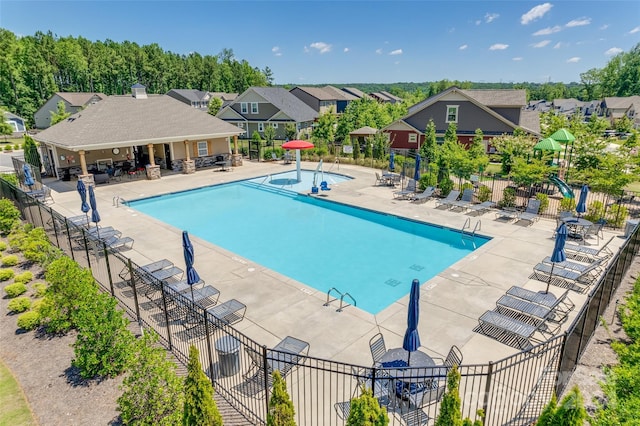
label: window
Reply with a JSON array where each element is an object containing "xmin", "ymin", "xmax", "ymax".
[
  {"xmin": 197, "ymin": 141, "xmax": 208, "ymax": 157},
  {"xmin": 251, "ymin": 102, "xmax": 259, "ymax": 114},
  {"xmin": 271, "ymin": 123, "xmax": 278, "ymax": 128},
  {"xmin": 408, "ymin": 133, "xmax": 417, "ymax": 143},
  {"xmin": 446, "ymin": 105, "xmax": 459, "ymax": 123},
  {"xmin": 237, "ymin": 122, "xmax": 244, "ymax": 128},
  {"xmin": 258, "ymin": 123, "xmax": 264, "ymax": 132},
  {"xmin": 240, "ymin": 103, "xmax": 248, "ymax": 114}
]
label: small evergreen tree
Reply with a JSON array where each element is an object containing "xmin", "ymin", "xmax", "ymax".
[
  {"xmin": 207, "ymin": 97, "xmax": 223, "ymax": 116},
  {"xmin": 183, "ymin": 345, "xmax": 222, "ymax": 426},
  {"xmin": 346, "ymin": 388, "xmax": 388, "ymax": 426},
  {"xmin": 267, "ymin": 370, "xmax": 296, "ymax": 426},
  {"xmin": 23, "ymin": 135, "xmax": 42, "ymax": 171},
  {"xmin": 50, "ymin": 100, "xmax": 71, "ymax": 125},
  {"xmin": 420, "ymin": 119, "xmax": 438, "ymax": 164},
  {"xmin": 435, "ymin": 365, "xmax": 463, "ymax": 426},
  {"xmin": 536, "ymin": 387, "xmax": 586, "ymax": 425},
  {"xmin": 536, "ymin": 393, "xmax": 557, "ymax": 426},
  {"xmin": 353, "ymin": 139, "xmax": 360, "ymax": 160},
  {"xmin": 118, "ymin": 330, "xmax": 184, "ymax": 425}
]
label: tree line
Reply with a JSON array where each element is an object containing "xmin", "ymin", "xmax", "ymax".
[{"xmin": 0, "ymin": 29, "xmax": 271, "ymax": 126}]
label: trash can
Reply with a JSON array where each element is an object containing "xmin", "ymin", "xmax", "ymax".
[
  {"xmin": 215, "ymin": 336, "xmax": 240, "ymax": 377},
  {"xmin": 624, "ymin": 219, "xmax": 639, "ymax": 238}
]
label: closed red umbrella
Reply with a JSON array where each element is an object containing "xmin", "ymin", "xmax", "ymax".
[{"xmin": 282, "ymin": 140, "xmax": 314, "ymax": 182}]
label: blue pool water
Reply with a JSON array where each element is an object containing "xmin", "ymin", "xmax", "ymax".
[{"xmin": 128, "ymin": 172, "xmax": 490, "ymax": 314}]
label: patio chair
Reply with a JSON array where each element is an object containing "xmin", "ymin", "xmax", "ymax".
[
  {"xmin": 531, "ymin": 258, "xmax": 604, "ymax": 293},
  {"xmin": 565, "ymin": 236, "xmax": 615, "ymax": 262},
  {"xmin": 375, "ymin": 173, "xmax": 385, "ymax": 186},
  {"xmin": 476, "ymin": 310, "xmax": 550, "ymax": 350},
  {"xmin": 467, "ymin": 201, "xmax": 495, "ymax": 215},
  {"xmin": 399, "ymin": 379, "xmax": 446, "ymax": 411},
  {"xmin": 448, "ymin": 188, "xmax": 474, "ymax": 211},
  {"xmin": 495, "ymin": 207, "xmax": 519, "ymax": 221},
  {"xmin": 334, "ymin": 367, "xmax": 392, "ymax": 420},
  {"xmin": 434, "ymin": 190, "xmax": 460, "ymax": 208},
  {"xmin": 517, "ymin": 199, "xmax": 541, "ymax": 225},
  {"xmin": 393, "ymin": 179, "xmax": 417, "ymax": 199},
  {"xmin": 411, "ymin": 186, "xmax": 436, "ymax": 203},
  {"xmin": 443, "ymin": 345, "xmax": 463, "ymax": 367},
  {"xmin": 581, "ymin": 223, "xmax": 603, "ymax": 245},
  {"xmin": 369, "ymin": 333, "xmax": 386, "ymax": 367},
  {"xmin": 271, "ymin": 152, "xmax": 281, "ymax": 161},
  {"xmin": 506, "ymin": 286, "xmax": 575, "ymax": 316},
  {"xmin": 244, "ymin": 336, "xmax": 310, "ymax": 383},
  {"xmin": 32, "ymin": 185, "xmax": 53, "ymax": 204}
]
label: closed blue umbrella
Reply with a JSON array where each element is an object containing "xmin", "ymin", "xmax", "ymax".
[
  {"xmin": 576, "ymin": 184, "xmax": 589, "ymax": 217},
  {"xmin": 182, "ymin": 230, "xmax": 201, "ymax": 299},
  {"xmin": 414, "ymin": 154, "xmax": 421, "ymax": 182},
  {"xmin": 402, "ymin": 279, "xmax": 421, "ymax": 365},
  {"xmin": 23, "ymin": 164, "xmax": 35, "ymax": 189},
  {"xmin": 77, "ymin": 180, "xmax": 90, "ymax": 216},
  {"xmin": 546, "ymin": 223, "xmax": 567, "ymax": 293},
  {"xmin": 389, "ymin": 151, "xmax": 395, "ymax": 172},
  {"xmin": 88, "ymin": 185, "xmax": 100, "ymax": 237}
]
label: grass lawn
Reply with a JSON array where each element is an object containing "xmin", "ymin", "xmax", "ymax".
[
  {"xmin": 0, "ymin": 359, "xmax": 36, "ymax": 426},
  {"xmin": 624, "ymin": 181, "xmax": 640, "ymax": 193}
]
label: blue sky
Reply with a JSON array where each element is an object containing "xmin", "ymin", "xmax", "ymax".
[{"xmin": 1, "ymin": 1, "xmax": 639, "ymax": 85}]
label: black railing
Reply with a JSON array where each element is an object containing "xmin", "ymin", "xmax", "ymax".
[{"xmin": 2, "ymin": 179, "xmax": 638, "ymax": 426}]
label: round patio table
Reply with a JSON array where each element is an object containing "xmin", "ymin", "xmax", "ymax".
[
  {"xmin": 561, "ymin": 217, "xmax": 593, "ymax": 239},
  {"xmin": 380, "ymin": 348, "xmax": 446, "ymax": 382}
]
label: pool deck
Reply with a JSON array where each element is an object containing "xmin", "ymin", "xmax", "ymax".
[{"xmin": 44, "ymin": 161, "xmax": 625, "ymax": 366}]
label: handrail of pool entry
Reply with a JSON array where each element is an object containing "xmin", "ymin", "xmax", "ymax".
[
  {"xmin": 260, "ymin": 175, "xmax": 271, "ymax": 186},
  {"xmin": 461, "ymin": 218, "xmax": 480, "ymax": 249},
  {"xmin": 323, "ymin": 287, "xmax": 356, "ymax": 312},
  {"xmin": 338, "ymin": 292, "xmax": 356, "ymax": 312}
]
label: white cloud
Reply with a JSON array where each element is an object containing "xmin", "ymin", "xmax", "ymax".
[
  {"xmin": 512, "ymin": 57, "xmax": 524, "ymax": 61},
  {"xmin": 459, "ymin": 44, "xmax": 468, "ymax": 50},
  {"xmin": 531, "ymin": 40, "xmax": 551, "ymax": 48},
  {"xmin": 600, "ymin": 24, "xmax": 609, "ymax": 30},
  {"xmin": 566, "ymin": 17, "xmax": 591, "ymax": 28},
  {"xmin": 375, "ymin": 48, "xmax": 383, "ymax": 55},
  {"xmin": 271, "ymin": 46, "xmax": 282, "ymax": 57},
  {"xmin": 389, "ymin": 49, "xmax": 403, "ymax": 56},
  {"xmin": 309, "ymin": 42, "xmax": 332, "ymax": 54},
  {"xmin": 533, "ymin": 25, "xmax": 562, "ymax": 36},
  {"xmin": 553, "ymin": 42, "xmax": 564, "ymax": 49},
  {"xmin": 343, "ymin": 47, "xmax": 349, "ymax": 53},
  {"xmin": 521, "ymin": 3, "xmax": 553, "ymax": 25},
  {"xmin": 605, "ymin": 47, "xmax": 623, "ymax": 56},
  {"xmin": 485, "ymin": 13, "xmax": 499, "ymax": 23},
  {"xmin": 489, "ymin": 43, "xmax": 509, "ymax": 50},
  {"xmin": 566, "ymin": 57, "xmax": 581, "ymax": 63},
  {"xmin": 630, "ymin": 26, "xmax": 640, "ymax": 34}
]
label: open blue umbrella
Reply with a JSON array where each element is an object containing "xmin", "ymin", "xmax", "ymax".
[
  {"xmin": 182, "ymin": 230, "xmax": 201, "ymax": 299},
  {"xmin": 23, "ymin": 164, "xmax": 35, "ymax": 190},
  {"xmin": 402, "ymin": 279, "xmax": 421, "ymax": 365},
  {"xmin": 88, "ymin": 185, "xmax": 100, "ymax": 237},
  {"xmin": 413, "ymin": 154, "xmax": 421, "ymax": 182},
  {"xmin": 389, "ymin": 151, "xmax": 395, "ymax": 172},
  {"xmin": 546, "ymin": 223, "xmax": 567, "ymax": 293},
  {"xmin": 576, "ymin": 184, "xmax": 589, "ymax": 217}
]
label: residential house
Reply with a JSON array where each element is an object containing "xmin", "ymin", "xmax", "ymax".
[
  {"xmin": 216, "ymin": 87, "xmax": 318, "ymax": 139},
  {"xmin": 599, "ymin": 96, "xmax": 640, "ymax": 126},
  {"xmin": 32, "ymin": 85, "xmax": 243, "ymax": 179},
  {"xmin": 552, "ymin": 98, "xmax": 586, "ymax": 116},
  {"xmin": 289, "ymin": 85, "xmax": 357, "ymax": 114},
  {"xmin": 341, "ymin": 87, "xmax": 368, "ymax": 100},
  {"xmin": 369, "ymin": 91, "xmax": 403, "ymax": 104},
  {"xmin": 34, "ymin": 92, "xmax": 106, "ymax": 129},
  {"xmin": 3, "ymin": 111, "xmax": 27, "ymax": 137},
  {"xmin": 166, "ymin": 89, "xmax": 211, "ymax": 110},
  {"xmin": 382, "ymin": 86, "xmax": 540, "ymax": 152},
  {"xmin": 209, "ymin": 92, "xmax": 238, "ymax": 108}
]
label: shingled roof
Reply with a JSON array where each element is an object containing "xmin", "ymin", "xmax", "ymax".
[
  {"xmin": 33, "ymin": 95, "xmax": 243, "ymax": 151},
  {"xmin": 249, "ymin": 87, "xmax": 318, "ymax": 122},
  {"xmin": 56, "ymin": 92, "xmax": 107, "ymax": 106},
  {"xmin": 460, "ymin": 89, "xmax": 527, "ymax": 107}
]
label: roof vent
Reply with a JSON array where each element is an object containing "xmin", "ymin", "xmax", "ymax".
[{"xmin": 131, "ymin": 83, "xmax": 147, "ymax": 99}]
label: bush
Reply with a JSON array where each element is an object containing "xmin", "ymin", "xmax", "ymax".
[
  {"xmin": 8, "ymin": 296, "xmax": 31, "ymax": 313},
  {"xmin": 0, "ymin": 241, "xmax": 7, "ymax": 251},
  {"xmin": 498, "ymin": 187, "xmax": 516, "ymax": 208},
  {"xmin": 14, "ymin": 271, "xmax": 33, "ymax": 284},
  {"xmin": 535, "ymin": 193, "xmax": 549, "ymax": 214},
  {"xmin": 183, "ymin": 345, "xmax": 222, "ymax": 426},
  {"xmin": 4, "ymin": 282, "xmax": 27, "ymax": 298},
  {"xmin": 585, "ymin": 200, "xmax": 606, "ymax": 223},
  {"xmin": 418, "ymin": 173, "xmax": 437, "ymax": 190},
  {"xmin": 1, "ymin": 254, "xmax": 18, "ymax": 266},
  {"xmin": 0, "ymin": 199, "xmax": 21, "ymax": 235},
  {"xmin": 268, "ymin": 370, "xmax": 297, "ymax": 426},
  {"xmin": 4, "ymin": 144, "xmax": 13, "ymax": 151},
  {"xmin": 606, "ymin": 204, "xmax": 628, "ymax": 228},
  {"xmin": 0, "ymin": 268, "xmax": 14, "ymax": 281},
  {"xmin": 477, "ymin": 186, "xmax": 492, "ymax": 203},
  {"xmin": 559, "ymin": 197, "xmax": 576, "ymax": 212},
  {"xmin": 33, "ymin": 282, "xmax": 47, "ymax": 297},
  {"xmin": 439, "ymin": 178, "xmax": 454, "ymax": 197},
  {"xmin": 17, "ymin": 310, "xmax": 40, "ymax": 330},
  {"xmin": 537, "ymin": 387, "xmax": 586, "ymax": 425},
  {"xmin": 346, "ymin": 388, "xmax": 388, "ymax": 426}
]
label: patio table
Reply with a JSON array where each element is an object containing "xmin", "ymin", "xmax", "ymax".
[{"xmin": 561, "ymin": 217, "xmax": 593, "ymax": 239}]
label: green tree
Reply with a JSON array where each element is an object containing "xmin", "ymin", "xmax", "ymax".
[
  {"xmin": 23, "ymin": 134, "xmax": 42, "ymax": 171},
  {"xmin": 207, "ymin": 97, "xmax": 222, "ymax": 116},
  {"xmin": 0, "ymin": 106, "xmax": 14, "ymax": 140},
  {"xmin": 509, "ymin": 158, "xmax": 552, "ymax": 189},
  {"xmin": 252, "ymin": 130, "xmax": 263, "ymax": 160},
  {"xmin": 313, "ymin": 108, "xmax": 337, "ymax": 154},
  {"xmin": 346, "ymin": 388, "xmax": 388, "ymax": 426},
  {"xmin": 72, "ymin": 291, "xmax": 135, "ymax": 378},
  {"xmin": 267, "ymin": 370, "xmax": 296, "ymax": 426},
  {"xmin": 536, "ymin": 387, "xmax": 586, "ymax": 425},
  {"xmin": 420, "ymin": 119, "xmax": 438, "ymax": 164},
  {"xmin": 352, "ymin": 138, "xmax": 360, "ymax": 160},
  {"xmin": 118, "ymin": 330, "xmax": 184, "ymax": 425},
  {"xmin": 50, "ymin": 100, "xmax": 71, "ymax": 125},
  {"xmin": 285, "ymin": 123, "xmax": 297, "ymax": 141},
  {"xmin": 183, "ymin": 345, "xmax": 222, "ymax": 426},
  {"xmin": 263, "ymin": 124, "xmax": 276, "ymax": 150},
  {"xmin": 469, "ymin": 128, "xmax": 489, "ymax": 173},
  {"xmin": 435, "ymin": 365, "xmax": 463, "ymax": 426},
  {"xmin": 490, "ymin": 133, "xmax": 537, "ymax": 174}
]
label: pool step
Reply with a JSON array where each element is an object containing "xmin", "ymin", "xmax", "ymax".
[{"xmin": 240, "ymin": 181, "xmax": 299, "ymax": 197}]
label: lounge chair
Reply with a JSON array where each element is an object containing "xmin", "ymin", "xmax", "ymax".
[
  {"xmin": 531, "ymin": 258, "xmax": 604, "ymax": 292},
  {"xmin": 517, "ymin": 199, "xmax": 541, "ymax": 225},
  {"xmin": 435, "ymin": 190, "xmax": 461, "ymax": 208},
  {"xmin": 495, "ymin": 207, "xmax": 519, "ymax": 221},
  {"xmin": 506, "ymin": 286, "xmax": 575, "ymax": 315},
  {"xmin": 476, "ymin": 310, "xmax": 549, "ymax": 350},
  {"xmin": 495, "ymin": 291, "xmax": 571, "ymax": 329},
  {"xmin": 119, "ymin": 259, "xmax": 173, "ymax": 281},
  {"xmin": 467, "ymin": 201, "xmax": 496, "ymax": 215},
  {"xmin": 411, "ymin": 186, "xmax": 436, "ymax": 202},
  {"xmin": 206, "ymin": 298, "xmax": 246, "ymax": 326},
  {"xmin": 581, "ymin": 222, "xmax": 604, "ymax": 245},
  {"xmin": 393, "ymin": 179, "xmax": 417, "ymax": 199},
  {"xmin": 244, "ymin": 336, "xmax": 310, "ymax": 382},
  {"xmin": 92, "ymin": 235, "xmax": 134, "ymax": 253},
  {"xmin": 447, "ymin": 188, "xmax": 474, "ymax": 211},
  {"xmin": 565, "ymin": 236, "xmax": 615, "ymax": 262},
  {"xmin": 271, "ymin": 152, "xmax": 281, "ymax": 161},
  {"xmin": 541, "ymin": 256, "xmax": 592, "ymax": 273}
]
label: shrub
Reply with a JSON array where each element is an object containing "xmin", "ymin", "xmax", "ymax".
[
  {"xmin": 0, "ymin": 173, "xmax": 18, "ymax": 186},
  {"xmin": 0, "ymin": 268, "xmax": 14, "ymax": 281},
  {"xmin": 461, "ymin": 182, "xmax": 473, "ymax": 191},
  {"xmin": 14, "ymin": 271, "xmax": 33, "ymax": 284},
  {"xmin": 183, "ymin": 345, "xmax": 222, "ymax": 426},
  {"xmin": 16, "ymin": 227, "xmax": 59, "ymax": 266},
  {"xmin": 8, "ymin": 296, "xmax": 31, "ymax": 313},
  {"xmin": 606, "ymin": 204, "xmax": 628, "ymax": 228},
  {"xmin": 1, "ymin": 254, "xmax": 18, "ymax": 266},
  {"xmin": 33, "ymin": 282, "xmax": 47, "ymax": 297},
  {"xmin": 0, "ymin": 241, "xmax": 7, "ymax": 251},
  {"xmin": 4, "ymin": 144, "xmax": 12, "ymax": 151},
  {"xmin": 585, "ymin": 200, "xmax": 606, "ymax": 223},
  {"xmin": 17, "ymin": 310, "xmax": 40, "ymax": 330},
  {"xmin": 418, "ymin": 173, "xmax": 437, "ymax": 190},
  {"xmin": 535, "ymin": 193, "xmax": 549, "ymax": 214},
  {"xmin": 537, "ymin": 387, "xmax": 586, "ymax": 425},
  {"xmin": 7, "ymin": 223, "xmax": 28, "ymax": 250},
  {"xmin": 0, "ymin": 199, "xmax": 21, "ymax": 235},
  {"xmin": 268, "ymin": 370, "xmax": 297, "ymax": 426},
  {"xmin": 498, "ymin": 187, "xmax": 516, "ymax": 208},
  {"xmin": 4, "ymin": 282, "xmax": 27, "ymax": 298},
  {"xmin": 477, "ymin": 186, "xmax": 492, "ymax": 203},
  {"xmin": 346, "ymin": 388, "xmax": 387, "ymax": 426},
  {"xmin": 559, "ymin": 197, "xmax": 576, "ymax": 212},
  {"xmin": 439, "ymin": 178, "xmax": 454, "ymax": 197}
]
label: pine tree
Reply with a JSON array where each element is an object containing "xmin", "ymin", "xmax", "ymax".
[
  {"xmin": 183, "ymin": 345, "xmax": 222, "ymax": 426},
  {"xmin": 536, "ymin": 393, "xmax": 558, "ymax": 426},
  {"xmin": 23, "ymin": 135, "xmax": 42, "ymax": 171},
  {"xmin": 346, "ymin": 388, "xmax": 388, "ymax": 426},
  {"xmin": 435, "ymin": 365, "xmax": 463, "ymax": 426},
  {"xmin": 267, "ymin": 370, "xmax": 296, "ymax": 426},
  {"xmin": 554, "ymin": 386, "xmax": 587, "ymax": 425}
]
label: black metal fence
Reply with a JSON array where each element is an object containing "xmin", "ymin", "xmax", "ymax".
[{"xmin": 2, "ymin": 179, "xmax": 638, "ymax": 426}]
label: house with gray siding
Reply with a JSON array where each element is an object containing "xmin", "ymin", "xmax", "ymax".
[
  {"xmin": 3, "ymin": 111, "xmax": 26, "ymax": 136},
  {"xmin": 383, "ymin": 86, "xmax": 540, "ymax": 151},
  {"xmin": 34, "ymin": 92, "xmax": 106, "ymax": 129},
  {"xmin": 166, "ymin": 89, "xmax": 211, "ymax": 110},
  {"xmin": 289, "ymin": 85, "xmax": 357, "ymax": 114},
  {"xmin": 216, "ymin": 87, "xmax": 318, "ymax": 139}
]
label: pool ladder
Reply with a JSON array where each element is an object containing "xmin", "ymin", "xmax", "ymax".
[
  {"xmin": 324, "ymin": 287, "xmax": 356, "ymax": 312},
  {"xmin": 461, "ymin": 218, "xmax": 481, "ymax": 248}
]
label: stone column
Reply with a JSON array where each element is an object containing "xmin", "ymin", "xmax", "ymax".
[
  {"xmin": 147, "ymin": 143, "xmax": 155, "ymax": 166},
  {"xmin": 183, "ymin": 159, "xmax": 195, "ymax": 174},
  {"xmin": 77, "ymin": 150, "xmax": 94, "ymax": 184},
  {"xmin": 231, "ymin": 135, "xmax": 243, "ymax": 166},
  {"xmin": 184, "ymin": 140, "xmax": 191, "ymax": 161},
  {"xmin": 146, "ymin": 164, "xmax": 161, "ymax": 180}
]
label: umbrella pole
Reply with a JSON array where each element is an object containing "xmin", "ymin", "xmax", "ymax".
[
  {"xmin": 546, "ymin": 264, "xmax": 554, "ymax": 294},
  {"xmin": 296, "ymin": 149, "xmax": 301, "ymax": 182},
  {"xmin": 407, "ymin": 350, "xmax": 411, "ymax": 366},
  {"xmin": 190, "ymin": 284, "xmax": 194, "ymax": 301}
]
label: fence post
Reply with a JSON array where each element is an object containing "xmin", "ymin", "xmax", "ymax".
[
  {"xmin": 482, "ymin": 361, "xmax": 493, "ymax": 420},
  {"xmin": 262, "ymin": 345, "xmax": 270, "ymax": 415},
  {"xmin": 65, "ymin": 220, "xmax": 75, "ymax": 261},
  {"xmin": 159, "ymin": 285, "xmax": 173, "ymax": 351},
  {"xmin": 103, "ymin": 244, "xmax": 115, "ymax": 296},
  {"xmin": 127, "ymin": 258, "xmax": 141, "ymax": 323},
  {"xmin": 82, "ymin": 232, "xmax": 92, "ymax": 270},
  {"xmin": 48, "ymin": 206, "xmax": 60, "ymax": 247},
  {"xmin": 203, "ymin": 309, "xmax": 215, "ymax": 384}
]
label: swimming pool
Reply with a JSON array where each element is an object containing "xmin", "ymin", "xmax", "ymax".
[{"xmin": 128, "ymin": 172, "xmax": 490, "ymax": 314}]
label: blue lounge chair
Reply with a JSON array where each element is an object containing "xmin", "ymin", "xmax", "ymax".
[
  {"xmin": 448, "ymin": 188, "xmax": 474, "ymax": 211},
  {"xmin": 517, "ymin": 199, "xmax": 541, "ymax": 225},
  {"xmin": 435, "ymin": 190, "xmax": 460, "ymax": 208},
  {"xmin": 411, "ymin": 186, "xmax": 437, "ymax": 203}
]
